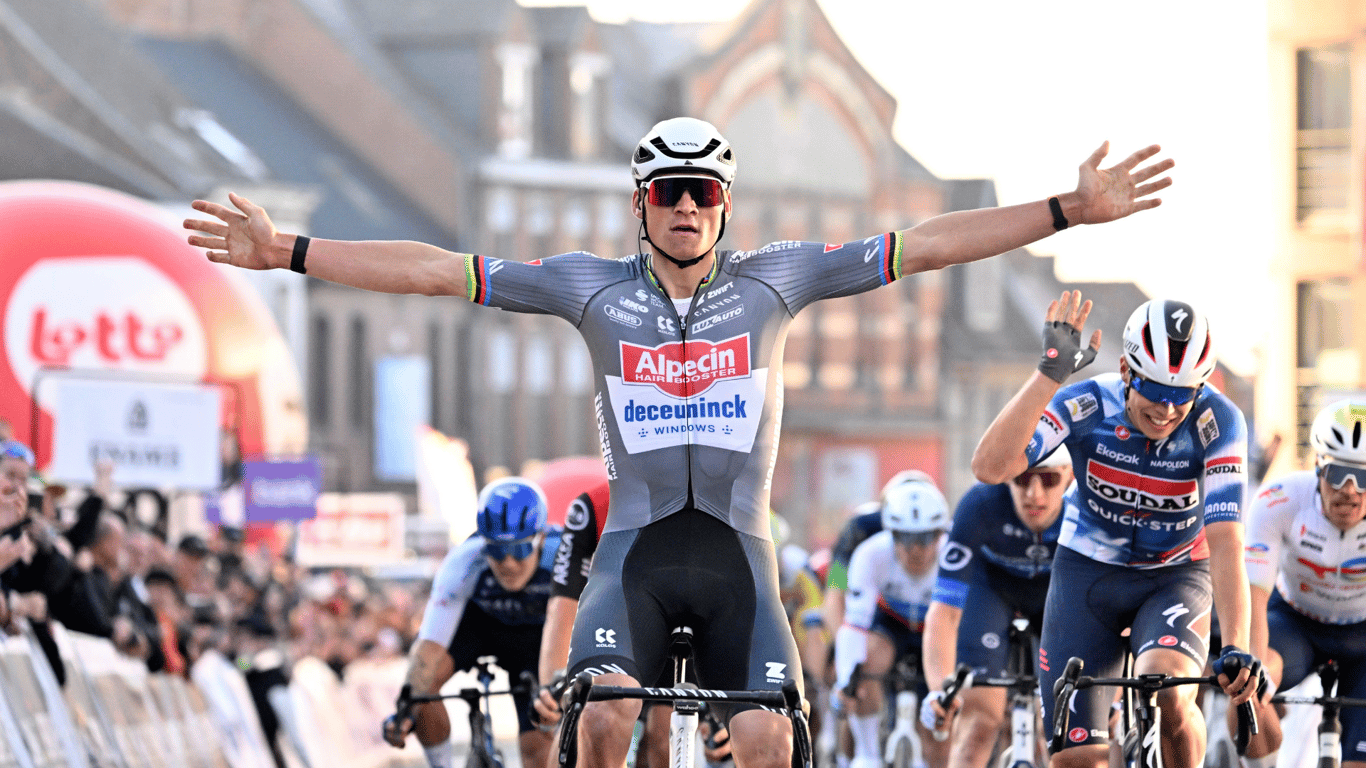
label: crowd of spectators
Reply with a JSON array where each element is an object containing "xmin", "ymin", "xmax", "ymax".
[{"xmin": 0, "ymin": 431, "xmax": 427, "ymax": 768}]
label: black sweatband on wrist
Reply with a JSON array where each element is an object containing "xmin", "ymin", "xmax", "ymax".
[
  {"xmin": 1048, "ymin": 197, "xmax": 1069, "ymax": 231},
  {"xmin": 290, "ymin": 235, "xmax": 310, "ymax": 274}
]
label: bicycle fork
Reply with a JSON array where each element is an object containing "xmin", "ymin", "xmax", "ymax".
[{"xmin": 883, "ymin": 689, "xmax": 923, "ymax": 768}]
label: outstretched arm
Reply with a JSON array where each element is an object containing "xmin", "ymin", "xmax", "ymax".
[
  {"xmin": 185, "ymin": 193, "xmax": 468, "ymax": 297},
  {"xmin": 972, "ymin": 291, "xmax": 1099, "ymax": 483},
  {"xmin": 899, "ymin": 143, "xmax": 1173, "ymax": 275}
]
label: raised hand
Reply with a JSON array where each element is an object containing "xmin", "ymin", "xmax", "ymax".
[
  {"xmin": 184, "ymin": 192, "xmax": 286, "ymax": 270},
  {"xmin": 1038, "ymin": 290, "xmax": 1102, "ymax": 384},
  {"xmin": 1074, "ymin": 142, "xmax": 1174, "ymax": 225}
]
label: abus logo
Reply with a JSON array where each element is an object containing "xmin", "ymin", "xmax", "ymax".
[
  {"xmin": 5, "ymin": 258, "xmax": 207, "ymax": 395},
  {"xmin": 620, "ymin": 335, "xmax": 750, "ymax": 397},
  {"xmin": 1085, "ymin": 459, "xmax": 1199, "ymax": 512}
]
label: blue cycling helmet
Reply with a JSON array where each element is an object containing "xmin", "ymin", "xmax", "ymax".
[{"xmin": 476, "ymin": 477, "xmax": 548, "ymax": 559}]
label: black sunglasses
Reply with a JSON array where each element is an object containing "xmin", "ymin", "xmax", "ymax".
[{"xmin": 1011, "ymin": 470, "xmax": 1065, "ymax": 489}]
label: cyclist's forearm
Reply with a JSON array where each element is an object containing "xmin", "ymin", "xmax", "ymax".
[
  {"xmin": 1247, "ymin": 585, "xmax": 1271, "ymax": 663},
  {"xmin": 921, "ymin": 602, "xmax": 962, "ymax": 688},
  {"xmin": 275, "ymin": 236, "xmax": 468, "ymax": 296},
  {"xmin": 538, "ymin": 596, "xmax": 578, "ymax": 685},
  {"xmin": 973, "ymin": 372, "xmax": 1059, "ymax": 483},
  {"xmin": 897, "ymin": 195, "xmax": 1073, "ymax": 275},
  {"xmin": 407, "ymin": 639, "xmax": 453, "ymax": 694},
  {"xmin": 1207, "ymin": 521, "xmax": 1253, "ymax": 651}
]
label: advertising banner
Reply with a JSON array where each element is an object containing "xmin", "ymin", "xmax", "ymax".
[
  {"xmin": 48, "ymin": 378, "xmax": 221, "ymax": 489},
  {"xmin": 243, "ymin": 457, "xmax": 321, "ymax": 522},
  {"xmin": 296, "ymin": 493, "xmax": 405, "ymax": 566}
]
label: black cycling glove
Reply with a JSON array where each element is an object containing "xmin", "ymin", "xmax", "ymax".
[
  {"xmin": 1038, "ymin": 320, "xmax": 1098, "ymax": 383},
  {"xmin": 1213, "ymin": 645, "xmax": 1267, "ymax": 694}
]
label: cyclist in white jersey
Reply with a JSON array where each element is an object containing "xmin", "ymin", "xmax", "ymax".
[
  {"xmin": 1238, "ymin": 400, "xmax": 1366, "ymax": 767},
  {"xmin": 186, "ymin": 117, "xmax": 1172, "ymax": 768},
  {"xmin": 835, "ymin": 479, "xmax": 950, "ymax": 768}
]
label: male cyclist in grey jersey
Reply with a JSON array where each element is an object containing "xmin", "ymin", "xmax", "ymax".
[{"xmin": 186, "ymin": 117, "xmax": 1172, "ymax": 768}]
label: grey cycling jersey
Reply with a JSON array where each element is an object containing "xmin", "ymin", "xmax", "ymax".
[{"xmin": 464, "ymin": 234, "xmax": 906, "ymax": 539}]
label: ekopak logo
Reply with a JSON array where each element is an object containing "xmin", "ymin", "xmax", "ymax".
[
  {"xmin": 5, "ymin": 258, "xmax": 208, "ymax": 393},
  {"xmin": 620, "ymin": 334, "xmax": 750, "ymax": 397}
]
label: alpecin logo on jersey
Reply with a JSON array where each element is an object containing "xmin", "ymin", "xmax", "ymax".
[
  {"xmin": 620, "ymin": 334, "xmax": 751, "ymax": 397},
  {"xmin": 1085, "ymin": 459, "xmax": 1200, "ymax": 511}
]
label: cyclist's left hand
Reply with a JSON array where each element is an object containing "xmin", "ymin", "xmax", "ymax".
[
  {"xmin": 700, "ymin": 720, "xmax": 732, "ymax": 763},
  {"xmin": 1073, "ymin": 142, "xmax": 1174, "ymax": 225},
  {"xmin": 918, "ymin": 690, "xmax": 958, "ymax": 732},
  {"xmin": 531, "ymin": 685, "xmax": 562, "ymax": 727},
  {"xmin": 1213, "ymin": 645, "xmax": 1265, "ymax": 706}
]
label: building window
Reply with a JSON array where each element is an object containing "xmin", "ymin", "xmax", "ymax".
[
  {"xmin": 569, "ymin": 53, "xmax": 608, "ymax": 159},
  {"xmin": 349, "ymin": 316, "xmax": 368, "ymax": 429},
  {"xmin": 1296, "ymin": 44, "xmax": 1351, "ymax": 223},
  {"xmin": 310, "ymin": 315, "xmax": 330, "ymax": 428},
  {"xmin": 1297, "ymin": 278, "xmax": 1352, "ymax": 369},
  {"xmin": 428, "ymin": 321, "xmax": 441, "ymax": 430},
  {"xmin": 498, "ymin": 44, "xmax": 536, "ymax": 159}
]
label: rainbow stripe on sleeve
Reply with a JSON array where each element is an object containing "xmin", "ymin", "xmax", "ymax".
[
  {"xmin": 464, "ymin": 254, "xmax": 491, "ymax": 305},
  {"xmin": 881, "ymin": 232, "xmax": 904, "ymax": 285}
]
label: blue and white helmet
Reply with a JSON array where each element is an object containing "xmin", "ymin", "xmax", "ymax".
[{"xmin": 476, "ymin": 477, "xmax": 548, "ymax": 544}]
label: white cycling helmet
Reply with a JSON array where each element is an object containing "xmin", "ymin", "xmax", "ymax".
[
  {"xmin": 1310, "ymin": 400, "xmax": 1366, "ymax": 466},
  {"xmin": 880, "ymin": 479, "xmax": 950, "ymax": 534},
  {"xmin": 880, "ymin": 469, "xmax": 935, "ymax": 503},
  {"xmin": 1034, "ymin": 444, "xmax": 1072, "ymax": 469},
  {"xmin": 1121, "ymin": 299, "xmax": 1216, "ymax": 388},
  {"xmin": 631, "ymin": 117, "xmax": 737, "ymax": 186}
]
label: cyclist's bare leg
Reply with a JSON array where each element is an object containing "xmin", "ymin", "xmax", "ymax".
[
  {"xmin": 1228, "ymin": 647, "xmax": 1283, "ymax": 759},
  {"xmin": 729, "ymin": 709, "xmax": 792, "ymax": 768},
  {"xmin": 520, "ymin": 730, "xmax": 553, "ymax": 768},
  {"xmin": 644, "ymin": 704, "xmax": 669, "ymax": 768},
  {"xmin": 1133, "ymin": 647, "xmax": 1203, "ymax": 768},
  {"xmin": 948, "ymin": 686, "xmax": 1004, "ymax": 768},
  {"xmin": 578, "ymin": 673, "xmax": 642, "ymax": 768},
  {"xmin": 410, "ymin": 640, "xmax": 456, "ymax": 746},
  {"xmin": 1047, "ymin": 744, "xmax": 1106, "ymax": 768}
]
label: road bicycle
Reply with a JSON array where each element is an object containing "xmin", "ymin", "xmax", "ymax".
[
  {"xmin": 557, "ymin": 626, "xmax": 812, "ymax": 768},
  {"xmin": 844, "ymin": 649, "xmax": 970, "ymax": 768},
  {"xmin": 1272, "ymin": 660, "xmax": 1366, "ymax": 768},
  {"xmin": 392, "ymin": 656, "xmax": 536, "ymax": 768},
  {"xmin": 1050, "ymin": 655, "xmax": 1257, "ymax": 768},
  {"xmin": 962, "ymin": 617, "xmax": 1044, "ymax": 768}
]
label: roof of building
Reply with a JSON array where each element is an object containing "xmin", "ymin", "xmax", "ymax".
[{"xmin": 139, "ymin": 37, "xmax": 456, "ymax": 247}]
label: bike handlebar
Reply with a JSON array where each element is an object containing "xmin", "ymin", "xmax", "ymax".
[{"xmin": 1047, "ymin": 656, "xmax": 1258, "ymax": 756}]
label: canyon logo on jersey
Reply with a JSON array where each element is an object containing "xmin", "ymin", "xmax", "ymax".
[
  {"xmin": 1085, "ymin": 459, "xmax": 1200, "ymax": 512},
  {"xmin": 606, "ymin": 334, "xmax": 766, "ymax": 455}
]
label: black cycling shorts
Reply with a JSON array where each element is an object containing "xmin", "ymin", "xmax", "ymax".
[
  {"xmin": 445, "ymin": 602, "xmax": 541, "ymax": 734},
  {"xmin": 567, "ymin": 507, "xmax": 802, "ymax": 722},
  {"xmin": 1038, "ymin": 546, "xmax": 1212, "ymax": 751},
  {"xmin": 1267, "ymin": 590, "xmax": 1366, "ymax": 761}
]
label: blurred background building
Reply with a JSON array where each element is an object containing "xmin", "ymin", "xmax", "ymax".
[{"xmin": 0, "ymin": 0, "xmax": 1260, "ymax": 547}]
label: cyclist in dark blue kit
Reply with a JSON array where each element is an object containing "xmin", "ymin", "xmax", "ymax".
[
  {"xmin": 920, "ymin": 446, "xmax": 1072, "ymax": 768},
  {"xmin": 383, "ymin": 478, "xmax": 560, "ymax": 768},
  {"xmin": 972, "ymin": 292, "xmax": 1260, "ymax": 768}
]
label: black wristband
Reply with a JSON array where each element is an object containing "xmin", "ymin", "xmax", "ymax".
[
  {"xmin": 290, "ymin": 235, "xmax": 310, "ymax": 274},
  {"xmin": 1048, "ymin": 197, "xmax": 1069, "ymax": 231}
]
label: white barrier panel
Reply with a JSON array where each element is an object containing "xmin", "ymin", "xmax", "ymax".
[
  {"xmin": 335, "ymin": 657, "xmax": 424, "ymax": 768},
  {"xmin": 0, "ymin": 630, "xmax": 71, "ymax": 768},
  {"xmin": 13, "ymin": 626, "xmax": 88, "ymax": 768},
  {"xmin": 189, "ymin": 650, "xmax": 277, "ymax": 768}
]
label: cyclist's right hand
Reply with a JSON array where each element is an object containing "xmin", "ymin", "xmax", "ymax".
[
  {"xmin": 185, "ymin": 193, "xmax": 288, "ymax": 270},
  {"xmin": 383, "ymin": 684, "xmax": 416, "ymax": 747},
  {"xmin": 531, "ymin": 684, "xmax": 563, "ymax": 727}
]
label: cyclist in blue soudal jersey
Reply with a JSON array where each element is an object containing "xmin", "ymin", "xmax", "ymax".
[
  {"xmin": 188, "ymin": 118, "xmax": 1173, "ymax": 768},
  {"xmin": 972, "ymin": 292, "xmax": 1260, "ymax": 768},
  {"xmin": 920, "ymin": 446, "xmax": 1072, "ymax": 768},
  {"xmin": 383, "ymin": 479, "xmax": 560, "ymax": 768}
]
